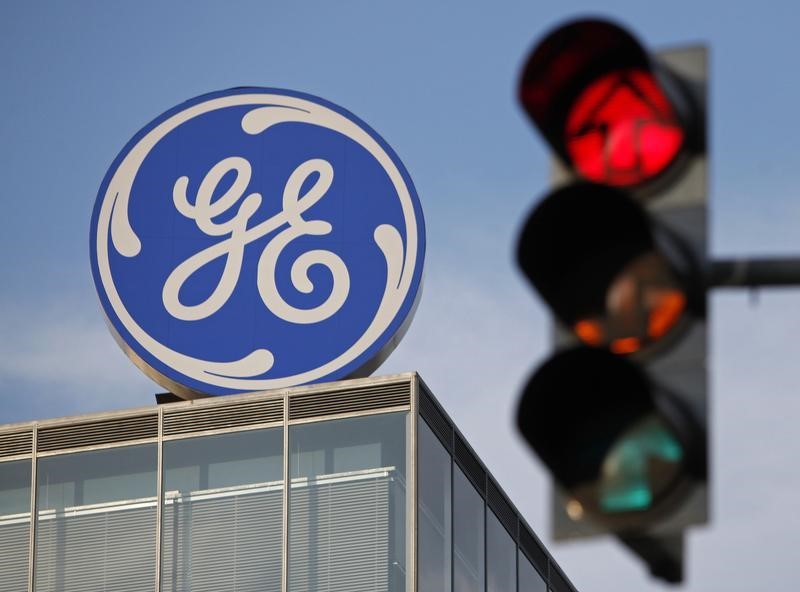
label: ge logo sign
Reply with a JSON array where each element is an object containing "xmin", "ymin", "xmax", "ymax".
[{"xmin": 90, "ymin": 88, "xmax": 425, "ymax": 397}]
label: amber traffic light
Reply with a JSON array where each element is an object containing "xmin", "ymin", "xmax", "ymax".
[{"xmin": 516, "ymin": 183, "xmax": 702, "ymax": 356}]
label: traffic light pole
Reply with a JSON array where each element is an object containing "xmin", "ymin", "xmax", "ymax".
[
  {"xmin": 618, "ymin": 533, "xmax": 683, "ymax": 584},
  {"xmin": 709, "ymin": 258, "xmax": 800, "ymax": 288}
]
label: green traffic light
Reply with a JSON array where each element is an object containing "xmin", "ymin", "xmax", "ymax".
[{"xmin": 599, "ymin": 415, "xmax": 684, "ymax": 513}]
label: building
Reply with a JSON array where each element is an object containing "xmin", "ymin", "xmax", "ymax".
[{"xmin": 0, "ymin": 373, "xmax": 579, "ymax": 592}]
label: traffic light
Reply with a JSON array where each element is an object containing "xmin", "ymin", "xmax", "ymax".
[{"xmin": 514, "ymin": 19, "xmax": 708, "ymax": 583}]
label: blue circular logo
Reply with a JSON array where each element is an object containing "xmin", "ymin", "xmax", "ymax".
[{"xmin": 90, "ymin": 88, "xmax": 425, "ymax": 396}]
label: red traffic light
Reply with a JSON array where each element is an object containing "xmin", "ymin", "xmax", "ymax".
[
  {"xmin": 519, "ymin": 19, "xmax": 697, "ymax": 191},
  {"xmin": 566, "ymin": 69, "xmax": 685, "ymax": 186},
  {"xmin": 516, "ymin": 183, "xmax": 701, "ymax": 356}
]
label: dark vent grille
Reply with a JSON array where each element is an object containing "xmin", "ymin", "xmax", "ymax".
[
  {"xmin": 519, "ymin": 525, "xmax": 549, "ymax": 581},
  {"xmin": 454, "ymin": 433, "xmax": 485, "ymax": 495},
  {"xmin": 419, "ymin": 386, "xmax": 452, "ymax": 451},
  {"xmin": 289, "ymin": 381, "xmax": 410, "ymax": 420},
  {"xmin": 0, "ymin": 431, "xmax": 32, "ymax": 458},
  {"xmin": 487, "ymin": 479, "xmax": 517, "ymax": 540},
  {"xmin": 37, "ymin": 415, "xmax": 158, "ymax": 452},
  {"xmin": 550, "ymin": 565, "xmax": 572, "ymax": 592},
  {"xmin": 164, "ymin": 399, "xmax": 283, "ymax": 436}
]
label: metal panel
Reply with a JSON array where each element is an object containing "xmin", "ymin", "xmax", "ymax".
[
  {"xmin": 288, "ymin": 381, "xmax": 410, "ymax": 421},
  {"xmin": 487, "ymin": 478, "xmax": 518, "ymax": 541},
  {"xmin": 154, "ymin": 409, "xmax": 164, "ymax": 592},
  {"xmin": 163, "ymin": 399, "xmax": 283, "ymax": 436},
  {"xmin": 418, "ymin": 385, "xmax": 452, "ymax": 452},
  {"xmin": 37, "ymin": 415, "xmax": 158, "ymax": 452},
  {"xmin": 0, "ymin": 431, "xmax": 33, "ymax": 458},
  {"xmin": 453, "ymin": 433, "xmax": 485, "ymax": 496},
  {"xmin": 282, "ymin": 393, "xmax": 289, "ymax": 592},
  {"xmin": 407, "ymin": 383, "xmax": 417, "ymax": 592},
  {"xmin": 28, "ymin": 428, "xmax": 37, "ymax": 592}
]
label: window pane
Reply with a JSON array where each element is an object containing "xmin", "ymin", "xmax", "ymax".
[
  {"xmin": 454, "ymin": 465, "xmax": 484, "ymax": 592},
  {"xmin": 518, "ymin": 551, "xmax": 547, "ymax": 592},
  {"xmin": 35, "ymin": 445, "xmax": 157, "ymax": 592},
  {"xmin": 162, "ymin": 428, "xmax": 283, "ymax": 592},
  {"xmin": 487, "ymin": 511, "xmax": 516, "ymax": 592},
  {"xmin": 0, "ymin": 460, "xmax": 31, "ymax": 592},
  {"xmin": 418, "ymin": 419, "xmax": 451, "ymax": 592},
  {"xmin": 289, "ymin": 412, "xmax": 406, "ymax": 592}
]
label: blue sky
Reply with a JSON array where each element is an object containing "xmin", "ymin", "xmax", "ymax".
[{"xmin": 2, "ymin": 1, "xmax": 800, "ymax": 590}]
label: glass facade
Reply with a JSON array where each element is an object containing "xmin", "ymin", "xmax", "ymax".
[
  {"xmin": 518, "ymin": 551, "xmax": 547, "ymax": 592},
  {"xmin": 0, "ymin": 459, "xmax": 31, "ymax": 592},
  {"xmin": 416, "ymin": 416, "xmax": 556, "ymax": 592},
  {"xmin": 162, "ymin": 428, "xmax": 283, "ymax": 592},
  {"xmin": 487, "ymin": 510, "xmax": 516, "ymax": 592},
  {"xmin": 36, "ymin": 445, "xmax": 158, "ymax": 592},
  {"xmin": 0, "ymin": 375, "xmax": 575, "ymax": 592},
  {"xmin": 289, "ymin": 413, "xmax": 407, "ymax": 592},
  {"xmin": 453, "ymin": 466, "xmax": 485, "ymax": 592},
  {"xmin": 417, "ymin": 420, "xmax": 451, "ymax": 592}
]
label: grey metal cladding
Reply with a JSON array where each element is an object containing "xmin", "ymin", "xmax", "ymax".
[
  {"xmin": 418, "ymin": 385, "xmax": 452, "ymax": 451},
  {"xmin": 519, "ymin": 525, "xmax": 549, "ymax": 582},
  {"xmin": 288, "ymin": 380, "xmax": 410, "ymax": 420},
  {"xmin": 487, "ymin": 478, "xmax": 518, "ymax": 541},
  {"xmin": 163, "ymin": 398, "xmax": 283, "ymax": 435},
  {"xmin": 37, "ymin": 414, "xmax": 158, "ymax": 452},
  {"xmin": 0, "ymin": 430, "xmax": 33, "ymax": 458},
  {"xmin": 453, "ymin": 432, "xmax": 485, "ymax": 495}
]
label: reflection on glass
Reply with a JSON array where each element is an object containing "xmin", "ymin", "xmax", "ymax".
[
  {"xmin": 418, "ymin": 419, "xmax": 451, "ymax": 592},
  {"xmin": 518, "ymin": 550, "xmax": 546, "ymax": 592},
  {"xmin": 289, "ymin": 413, "xmax": 407, "ymax": 592},
  {"xmin": 162, "ymin": 428, "xmax": 283, "ymax": 592},
  {"xmin": 0, "ymin": 460, "xmax": 31, "ymax": 592},
  {"xmin": 487, "ymin": 511, "xmax": 516, "ymax": 592},
  {"xmin": 35, "ymin": 445, "xmax": 157, "ymax": 592},
  {"xmin": 454, "ymin": 466, "xmax": 484, "ymax": 592}
]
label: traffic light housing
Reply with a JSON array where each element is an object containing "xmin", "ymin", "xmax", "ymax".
[{"xmin": 515, "ymin": 18, "xmax": 708, "ymax": 583}]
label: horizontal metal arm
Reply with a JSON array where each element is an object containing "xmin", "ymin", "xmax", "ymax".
[{"xmin": 709, "ymin": 258, "xmax": 800, "ymax": 288}]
